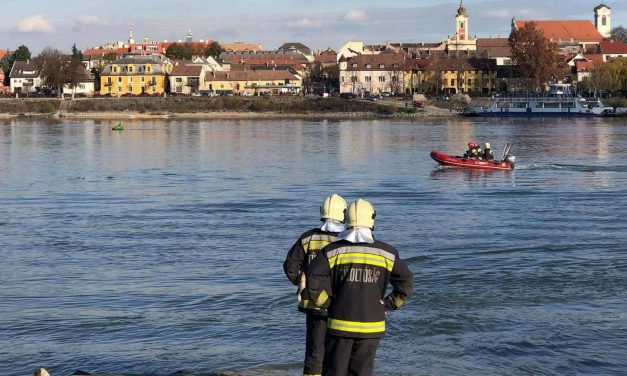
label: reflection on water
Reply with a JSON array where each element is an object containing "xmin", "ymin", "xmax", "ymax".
[{"xmin": 0, "ymin": 118, "xmax": 626, "ymax": 376}]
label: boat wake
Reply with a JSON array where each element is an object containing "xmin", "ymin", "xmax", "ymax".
[{"xmin": 516, "ymin": 163, "xmax": 627, "ymax": 173}]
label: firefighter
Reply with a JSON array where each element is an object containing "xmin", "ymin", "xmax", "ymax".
[
  {"xmin": 283, "ymin": 193, "xmax": 348, "ymax": 376},
  {"xmin": 483, "ymin": 142, "xmax": 494, "ymax": 160},
  {"xmin": 305, "ymin": 199, "xmax": 413, "ymax": 376}
]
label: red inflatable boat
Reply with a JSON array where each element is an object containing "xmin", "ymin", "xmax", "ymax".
[{"xmin": 430, "ymin": 148, "xmax": 515, "ymax": 171}]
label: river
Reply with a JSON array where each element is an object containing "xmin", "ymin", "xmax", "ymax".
[{"xmin": 1, "ymin": 118, "xmax": 626, "ymax": 376}]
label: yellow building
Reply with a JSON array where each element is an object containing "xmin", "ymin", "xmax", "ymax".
[
  {"xmin": 405, "ymin": 58, "xmax": 497, "ymax": 95},
  {"xmin": 204, "ymin": 70, "xmax": 302, "ymax": 95},
  {"xmin": 100, "ymin": 55, "xmax": 172, "ymax": 96}
]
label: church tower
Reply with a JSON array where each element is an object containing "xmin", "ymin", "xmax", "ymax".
[
  {"xmin": 456, "ymin": 0, "xmax": 469, "ymax": 42},
  {"xmin": 594, "ymin": 3, "xmax": 611, "ymax": 39},
  {"xmin": 446, "ymin": 0, "xmax": 476, "ymax": 51},
  {"xmin": 186, "ymin": 27, "xmax": 193, "ymax": 44}
]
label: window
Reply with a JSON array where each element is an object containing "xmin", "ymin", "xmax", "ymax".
[
  {"xmin": 468, "ymin": 79, "xmax": 472, "ymax": 86},
  {"xmin": 118, "ymin": 77, "xmax": 122, "ymax": 83},
  {"xmin": 392, "ymin": 76, "xmax": 398, "ymax": 83},
  {"xmin": 351, "ymin": 76, "xmax": 357, "ymax": 83},
  {"xmin": 366, "ymin": 64, "xmax": 371, "ymax": 68},
  {"xmin": 129, "ymin": 77, "xmax": 133, "ymax": 83},
  {"xmin": 451, "ymin": 79, "xmax": 455, "ymax": 86},
  {"xmin": 113, "ymin": 67, "xmax": 118, "ymax": 73},
  {"xmin": 460, "ymin": 21, "xmax": 465, "ymax": 29},
  {"xmin": 602, "ymin": 15, "xmax": 607, "ymax": 26},
  {"xmin": 352, "ymin": 63, "xmax": 358, "ymax": 68},
  {"xmin": 341, "ymin": 77, "xmax": 345, "ymax": 83},
  {"xmin": 128, "ymin": 66, "xmax": 133, "ymax": 73},
  {"xmin": 365, "ymin": 76, "xmax": 371, "ymax": 83},
  {"xmin": 141, "ymin": 76, "xmax": 145, "ymax": 83},
  {"xmin": 379, "ymin": 64, "xmax": 384, "ymax": 68},
  {"xmin": 176, "ymin": 77, "xmax": 182, "ymax": 82},
  {"xmin": 378, "ymin": 76, "xmax": 385, "ymax": 83}
]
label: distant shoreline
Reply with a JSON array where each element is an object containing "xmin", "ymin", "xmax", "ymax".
[{"xmin": 0, "ymin": 96, "xmax": 458, "ymax": 120}]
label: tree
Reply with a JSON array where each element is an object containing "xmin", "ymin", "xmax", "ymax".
[
  {"xmin": 13, "ymin": 45, "xmax": 31, "ymax": 61},
  {"xmin": 204, "ymin": 42, "xmax": 224, "ymax": 59},
  {"xmin": 166, "ymin": 43, "xmax": 193, "ymax": 60},
  {"xmin": 610, "ymin": 26, "xmax": 627, "ymax": 43},
  {"xmin": 509, "ymin": 22, "xmax": 561, "ymax": 91},
  {"xmin": 35, "ymin": 47, "xmax": 67, "ymax": 96},
  {"xmin": 71, "ymin": 43, "xmax": 83, "ymax": 61}
]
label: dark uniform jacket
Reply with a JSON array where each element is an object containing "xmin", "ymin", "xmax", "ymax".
[
  {"xmin": 305, "ymin": 239, "xmax": 413, "ymax": 338},
  {"xmin": 283, "ymin": 228, "xmax": 340, "ymax": 315}
]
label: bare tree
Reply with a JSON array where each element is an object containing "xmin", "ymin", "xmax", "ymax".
[{"xmin": 509, "ymin": 22, "xmax": 561, "ymax": 91}]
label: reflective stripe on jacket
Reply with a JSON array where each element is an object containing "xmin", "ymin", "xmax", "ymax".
[
  {"xmin": 305, "ymin": 239, "xmax": 413, "ymax": 338},
  {"xmin": 283, "ymin": 228, "xmax": 339, "ymax": 314}
]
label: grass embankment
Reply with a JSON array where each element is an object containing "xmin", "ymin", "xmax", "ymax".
[{"xmin": 0, "ymin": 97, "xmax": 420, "ymax": 117}]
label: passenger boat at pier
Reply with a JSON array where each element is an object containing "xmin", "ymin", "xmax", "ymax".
[{"xmin": 463, "ymin": 84, "xmax": 611, "ymax": 117}]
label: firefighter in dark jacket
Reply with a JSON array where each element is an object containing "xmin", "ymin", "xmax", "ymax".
[
  {"xmin": 305, "ymin": 199, "xmax": 414, "ymax": 376},
  {"xmin": 284, "ymin": 193, "xmax": 348, "ymax": 376},
  {"xmin": 483, "ymin": 142, "xmax": 494, "ymax": 160}
]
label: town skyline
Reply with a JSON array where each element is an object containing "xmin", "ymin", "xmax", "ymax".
[{"xmin": 1, "ymin": 0, "xmax": 626, "ymax": 53}]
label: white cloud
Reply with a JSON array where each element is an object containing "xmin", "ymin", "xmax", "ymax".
[
  {"xmin": 77, "ymin": 16, "xmax": 109, "ymax": 27},
  {"xmin": 344, "ymin": 10, "xmax": 367, "ymax": 22},
  {"xmin": 16, "ymin": 15, "xmax": 55, "ymax": 33},
  {"xmin": 287, "ymin": 17, "xmax": 323, "ymax": 29}
]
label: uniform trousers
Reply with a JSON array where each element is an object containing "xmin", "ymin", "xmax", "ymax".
[
  {"xmin": 322, "ymin": 335, "xmax": 381, "ymax": 376},
  {"xmin": 304, "ymin": 313, "xmax": 327, "ymax": 376}
]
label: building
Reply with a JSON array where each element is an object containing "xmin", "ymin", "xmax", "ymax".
[
  {"xmin": 339, "ymin": 54, "xmax": 406, "ymax": 95},
  {"xmin": 406, "ymin": 58, "xmax": 497, "ymax": 95},
  {"xmin": 594, "ymin": 3, "xmax": 612, "ymax": 38},
  {"xmin": 599, "ymin": 41, "xmax": 627, "ymax": 61},
  {"xmin": 512, "ymin": 3, "xmax": 610, "ymax": 51},
  {"xmin": 277, "ymin": 42, "xmax": 314, "ymax": 62},
  {"xmin": 445, "ymin": 1, "xmax": 477, "ymax": 51},
  {"xmin": 476, "ymin": 38, "xmax": 512, "ymax": 65},
  {"xmin": 62, "ymin": 66, "xmax": 96, "ymax": 97},
  {"xmin": 0, "ymin": 68, "xmax": 9, "ymax": 94},
  {"xmin": 219, "ymin": 50, "xmax": 310, "ymax": 66},
  {"xmin": 222, "ymin": 42, "xmax": 263, "ymax": 53},
  {"xmin": 100, "ymin": 55, "xmax": 172, "ymax": 96},
  {"xmin": 9, "ymin": 60, "xmax": 42, "ymax": 94},
  {"xmin": 203, "ymin": 70, "xmax": 302, "ymax": 95},
  {"xmin": 169, "ymin": 62, "xmax": 209, "ymax": 95}
]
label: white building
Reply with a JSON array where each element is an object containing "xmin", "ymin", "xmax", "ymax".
[
  {"xmin": 445, "ymin": 1, "xmax": 477, "ymax": 51},
  {"xmin": 594, "ymin": 3, "xmax": 612, "ymax": 39},
  {"xmin": 9, "ymin": 61, "xmax": 42, "ymax": 94}
]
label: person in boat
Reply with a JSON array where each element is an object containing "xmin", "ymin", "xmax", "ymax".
[
  {"xmin": 475, "ymin": 143, "xmax": 483, "ymax": 160},
  {"xmin": 305, "ymin": 199, "xmax": 413, "ymax": 376},
  {"xmin": 464, "ymin": 142, "xmax": 479, "ymax": 159},
  {"xmin": 283, "ymin": 194, "xmax": 347, "ymax": 376},
  {"xmin": 483, "ymin": 143, "xmax": 494, "ymax": 160}
]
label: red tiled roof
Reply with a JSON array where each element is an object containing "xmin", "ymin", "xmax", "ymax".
[
  {"xmin": 600, "ymin": 41, "xmax": 627, "ymax": 54},
  {"xmin": 84, "ymin": 48, "xmax": 128, "ymax": 57},
  {"xmin": 170, "ymin": 63, "xmax": 203, "ymax": 76},
  {"xmin": 575, "ymin": 60, "xmax": 599, "ymax": 72},
  {"xmin": 315, "ymin": 49, "xmax": 337, "ymax": 65},
  {"xmin": 515, "ymin": 20, "xmax": 603, "ymax": 42},
  {"xmin": 222, "ymin": 43, "xmax": 263, "ymax": 52},
  {"xmin": 476, "ymin": 38, "xmax": 510, "ymax": 47},
  {"xmin": 345, "ymin": 54, "xmax": 406, "ymax": 70},
  {"xmin": 584, "ymin": 54, "xmax": 605, "ymax": 63}
]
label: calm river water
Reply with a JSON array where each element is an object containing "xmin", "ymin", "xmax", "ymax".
[{"xmin": 1, "ymin": 118, "xmax": 626, "ymax": 376}]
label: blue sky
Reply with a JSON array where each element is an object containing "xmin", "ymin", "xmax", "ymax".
[{"xmin": 1, "ymin": 0, "xmax": 626, "ymax": 53}]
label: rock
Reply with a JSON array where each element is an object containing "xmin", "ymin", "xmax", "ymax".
[
  {"xmin": 33, "ymin": 369, "xmax": 50, "ymax": 376},
  {"xmin": 71, "ymin": 370, "xmax": 92, "ymax": 376}
]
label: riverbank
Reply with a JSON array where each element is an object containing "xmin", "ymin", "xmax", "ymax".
[{"xmin": 0, "ymin": 96, "xmax": 457, "ymax": 119}]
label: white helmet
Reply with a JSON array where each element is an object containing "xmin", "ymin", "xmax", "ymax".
[
  {"xmin": 345, "ymin": 199, "xmax": 376, "ymax": 229},
  {"xmin": 320, "ymin": 194, "xmax": 347, "ymax": 222},
  {"xmin": 484, "ymin": 142, "xmax": 491, "ymax": 149}
]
